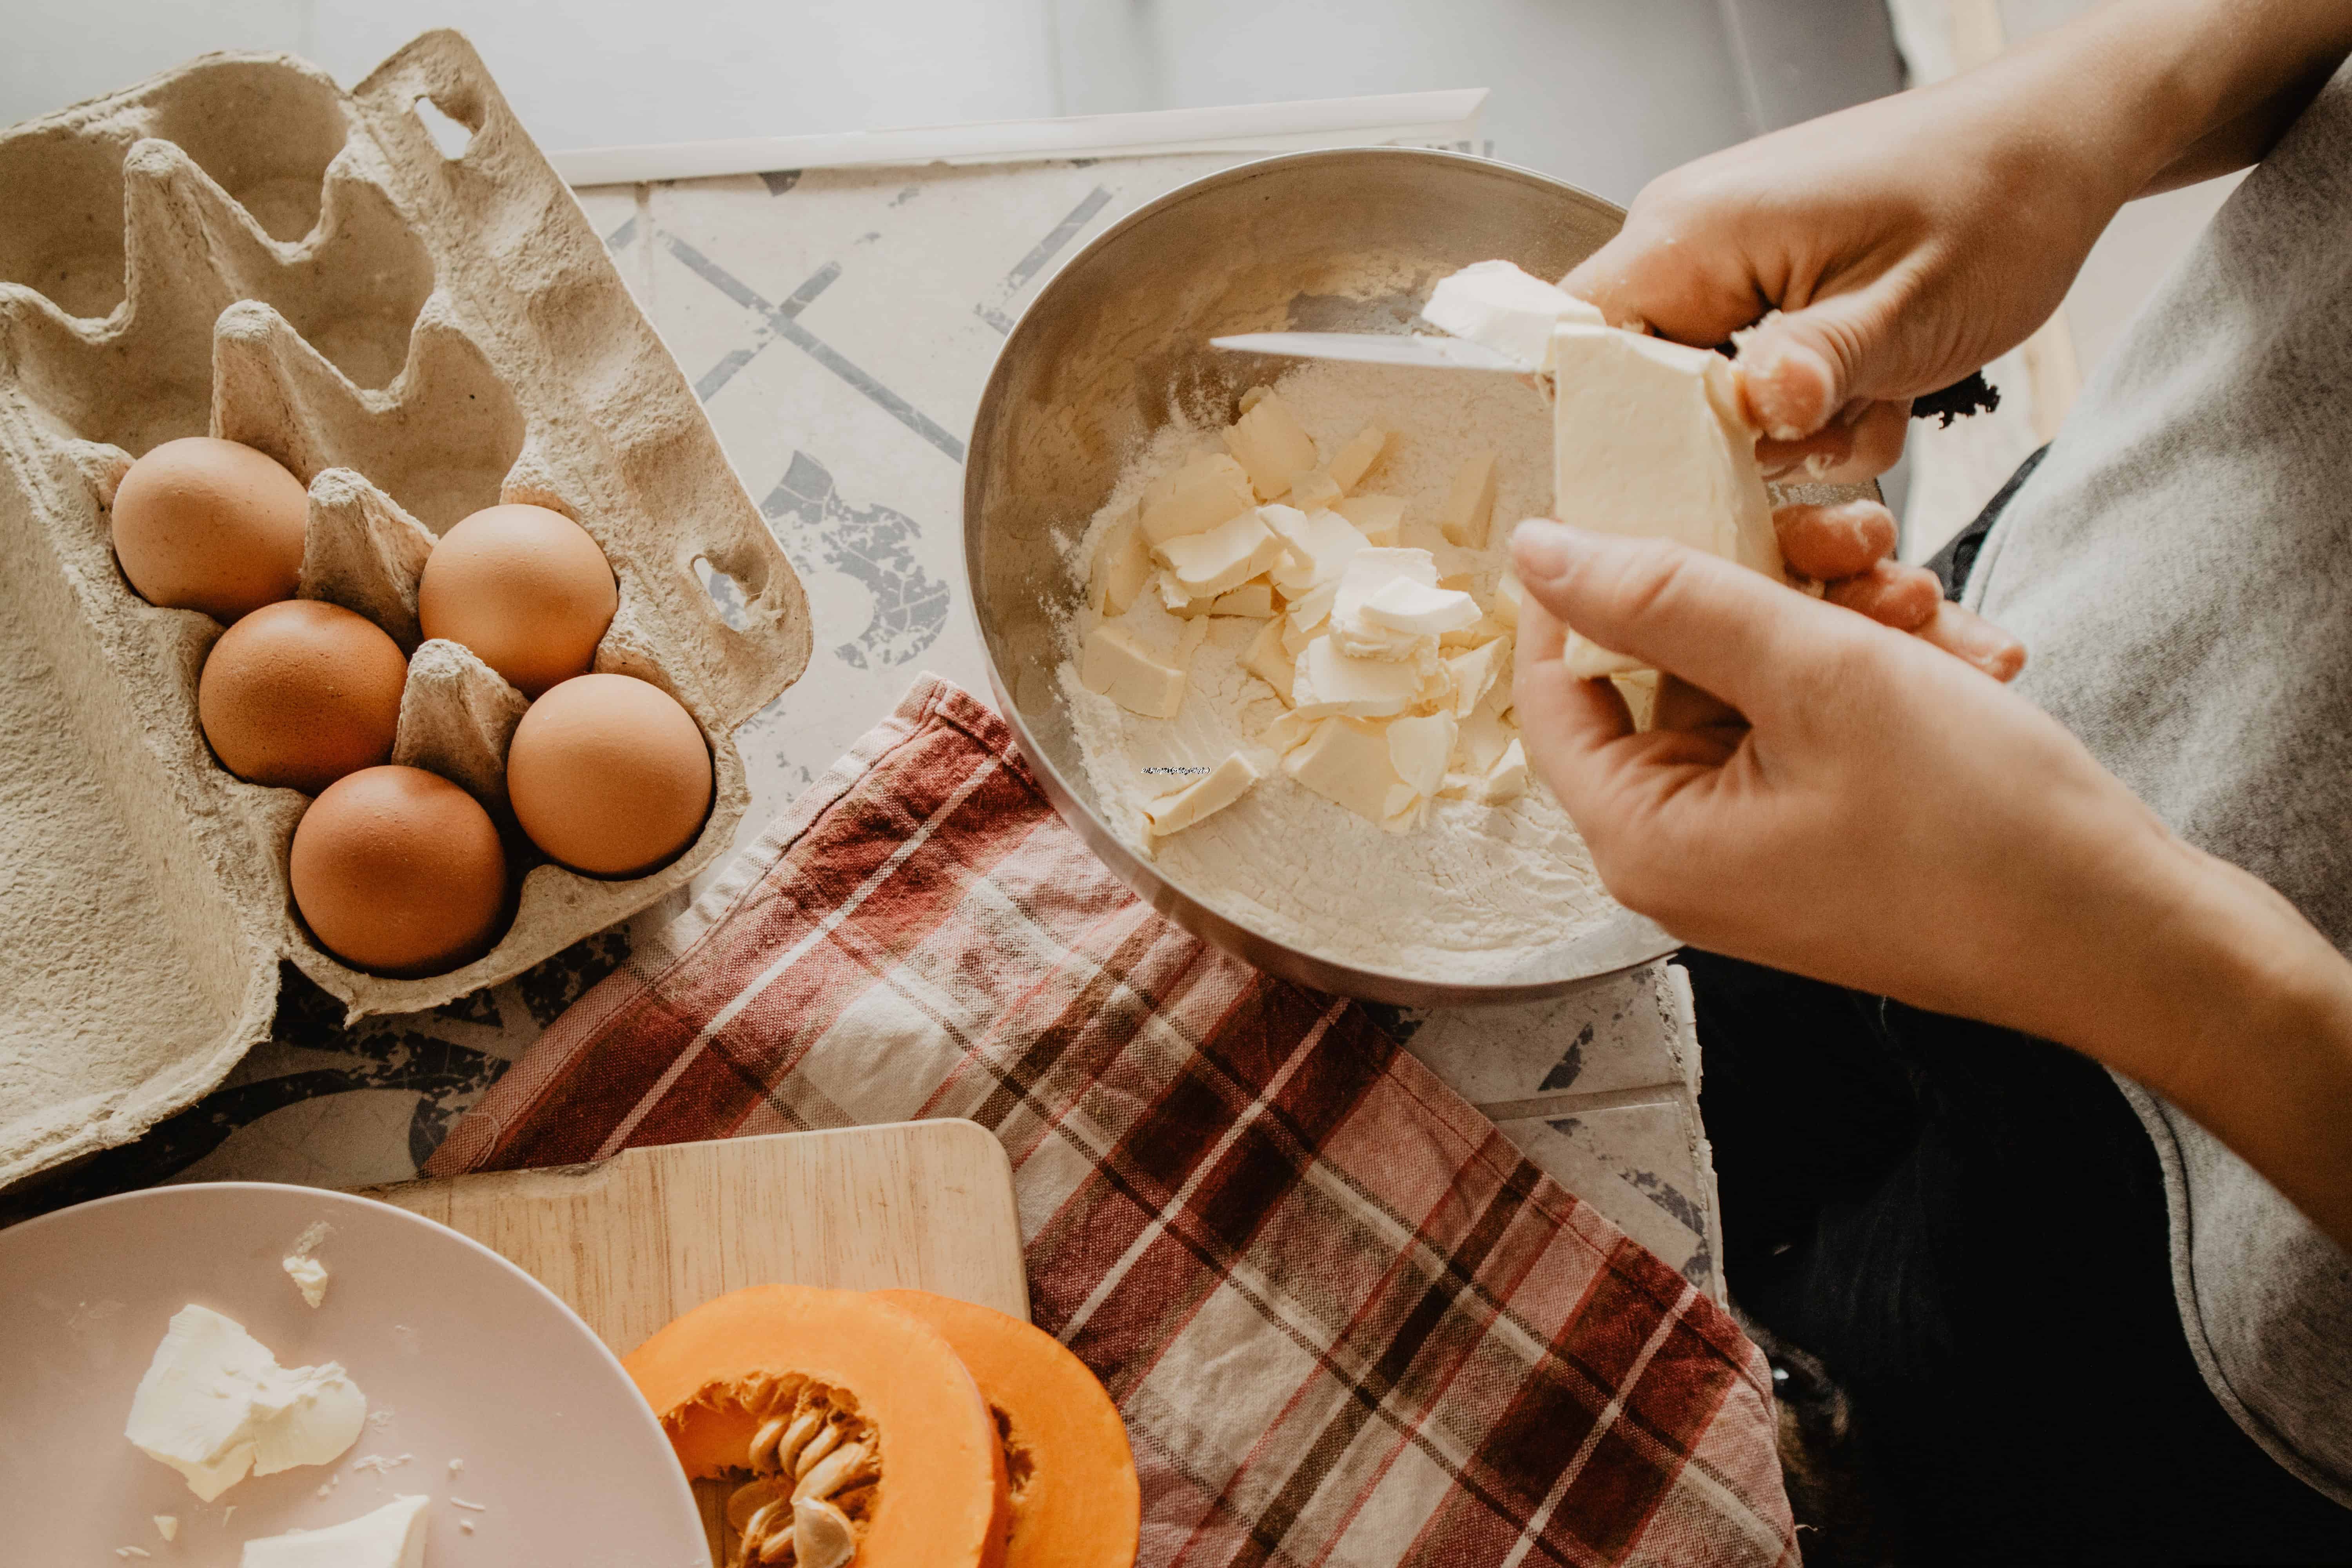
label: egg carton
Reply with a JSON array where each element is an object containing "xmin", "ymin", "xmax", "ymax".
[{"xmin": 0, "ymin": 33, "xmax": 811, "ymax": 1185}]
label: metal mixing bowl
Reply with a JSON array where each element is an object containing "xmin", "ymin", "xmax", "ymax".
[{"xmin": 962, "ymin": 147, "xmax": 1677, "ymax": 1005}]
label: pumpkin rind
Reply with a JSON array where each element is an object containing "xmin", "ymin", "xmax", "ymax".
[
  {"xmin": 625, "ymin": 1285, "xmax": 1011, "ymax": 1568},
  {"xmin": 875, "ymin": 1290, "xmax": 1140, "ymax": 1568}
]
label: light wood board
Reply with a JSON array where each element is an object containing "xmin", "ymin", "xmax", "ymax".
[{"xmin": 367, "ymin": 1120, "xmax": 1028, "ymax": 1356}]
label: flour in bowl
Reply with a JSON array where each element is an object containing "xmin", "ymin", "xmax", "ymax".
[{"xmin": 1054, "ymin": 359, "xmax": 1618, "ymax": 981}]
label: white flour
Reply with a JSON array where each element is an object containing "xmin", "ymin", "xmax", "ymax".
[{"xmin": 1054, "ymin": 360, "xmax": 1616, "ymax": 981}]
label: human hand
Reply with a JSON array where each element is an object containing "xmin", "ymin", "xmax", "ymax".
[
  {"xmin": 1510, "ymin": 515, "xmax": 2352, "ymax": 1252},
  {"xmin": 1562, "ymin": 62, "xmax": 2141, "ymax": 480},
  {"xmin": 1509, "ymin": 517, "xmax": 2185, "ymax": 1034},
  {"xmin": 1756, "ymin": 494, "xmax": 2021, "ymax": 677}
]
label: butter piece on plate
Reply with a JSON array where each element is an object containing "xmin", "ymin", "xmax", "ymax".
[
  {"xmin": 126, "ymin": 1305, "xmax": 366, "ymax": 1502},
  {"xmin": 240, "ymin": 1494, "xmax": 430, "ymax": 1568}
]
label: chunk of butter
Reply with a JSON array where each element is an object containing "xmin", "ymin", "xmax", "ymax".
[
  {"xmin": 1423, "ymin": 258, "xmax": 1604, "ymax": 371},
  {"xmin": 1088, "ymin": 509, "xmax": 1151, "ymax": 615},
  {"xmin": 1283, "ymin": 717, "xmax": 1421, "ymax": 823},
  {"xmin": 153, "ymin": 1518, "xmax": 178, "ymax": 1543},
  {"xmin": 1327, "ymin": 426, "xmax": 1390, "ymax": 492},
  {"xmin": 1436, "ymin": 449, "xmax": 1499, "ymax": 548},
  {"xmin": 1292, "ymin": 635, "xmax": 1424, "ymax": 719},
  {"xmin": 1080, "ymin": 625, "xmax": 1187, "ymax": 719},
  {"xmin": 1242, "ymin": 617, "xmax": 1297, "ymax": 701},
  {"xmin": 1386, "ymin": 711, "xmax": 1457, "ymax": 799},
  {"xmin": 1490, "ymin": 569, "xmax": 1524, "ymax": 629},
  {"xmin": 1332, "ymin": 493, "xmax": 1404, "ymax": 544},
  {"xmin": 1140, "ymin": 452, "xmax": 1256, "ymax": 545},
  {"xmin": 1552, "ymin": 321, "xmax": 1781, "ymax": 676},
  {"xmin": 1208, "ymin": 582, "xmax": 1276, "ymax": 617},
  {"xmin": 240, "ymin": 1494, "xmax": 429, "ymax": 1568},
  {"xmin": 1329, "ymin": 548, "xmax": 1444, "ymax": 662},
  {"xmin": 281, "ymin": 1253, "xmax": 330, "ymax": 1310},
  {"xmin": 1287, "ymin": 470, "xmax": 1343, "ymax": 513},
  {"xmin": 1445, "ymin": 638, "xmax": 1510, "ymax": 717},
  {"xmin": 1223, "ymin": 392, "xmax": 1320, "ymax": 500},
  {"xmin": 1361, "ymin": 576, "xmax": 1481, "ymax": 637},
  {"xmin": 1145, "ymin": 752, "xmax": 1262, "ymax": 840},
  {"xmin": 1263, "ymin": 505, "xmax": 1368, "ymax": 597},
  {"xmin": 126, "ymin": 1305, "xmax": 367, "ymax": 1502},
  {"xmin": 1154, "ymin": 507, "xmax": 1287, "ymax": 597}
]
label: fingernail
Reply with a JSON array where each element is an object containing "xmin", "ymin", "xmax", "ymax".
[
  {"xmin": 1511, "ymin": 518, "xmax": 1581, "ymax": 581},
  {"xmin": 1744, "ymin": 337, "xmax": 1835, "ymax": 443}
]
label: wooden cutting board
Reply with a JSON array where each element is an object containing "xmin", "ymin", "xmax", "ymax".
[{"xmin": 367, "ymin": 1120, "xmax": 1028, "ymax": 1356}]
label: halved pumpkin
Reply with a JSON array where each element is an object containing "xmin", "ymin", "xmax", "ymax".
[
  {"xmin": 874, "ymin": 1290, "xmax": 1140, "ymax": 1568},
  {"xmin": 625, "ymin": 1285, "xmax": 1012, "ymax": 1568}
]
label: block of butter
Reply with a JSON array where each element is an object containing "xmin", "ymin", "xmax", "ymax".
[{"xmin": 1550, "ymin": 323, "xmax": 1780, "ymax": 677}]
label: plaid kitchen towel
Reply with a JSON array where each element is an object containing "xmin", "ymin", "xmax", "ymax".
[{"xmin": 427, "ymin": 675, "xmax": 1795, "ymax": 1568}]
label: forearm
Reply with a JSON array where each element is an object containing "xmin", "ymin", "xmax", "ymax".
[
  {"xmin": 2050, "ymin": 838, "xmax": 2352, "ymax": 1254},
  {"xmin": 1949, "ymin": 0, "xmax": 2352, "ymax": 203}
]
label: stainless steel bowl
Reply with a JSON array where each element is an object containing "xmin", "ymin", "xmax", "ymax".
[{"xmin": 962, "ymin": 147, "xmax": 1677, "ymax": 1005}]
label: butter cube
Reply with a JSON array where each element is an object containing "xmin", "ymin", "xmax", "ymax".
[
  {"xmin": 1209, "ymin": 582, "xmax": 1276, "ymax": 617},
  {"xmin": 1490, "ymin": 569, "xmax": 1524, "ymax": 628},
  {"xmin": 1283, "ymin": 717, "xmax": 1421, "ymax": 824},
  {"xmin": 1328, "ymin": 426, "xmax": 1390, "ymax": 492},
  {"xmin": 1362, "ymin": 576, "xmax": 1481, "ymax": 636},
  {"xmin": 1333, "ymin": 494, "xmax": 1405, "ymax": 544},
  {"xmin": 1566, "ymin": 635, "xmax": 1645, "ymax": 679},
  {"xmin": 1087, "ymin": 507, "xmax": 1151, "ymax": 615},
  {"xmin": 1456, "ymin": 708, "xmax": 1512, "ymax": 773},
  {"xmin": 1288, "ymin": 469, "xmax": 1343, "ymax": 513},
  {"xmin": 1141, "ymin": 452, "xmax": 1257, "ymax": 545},
  {"xmin": 1436, "ymin": 449, "xmax": 1499, "ymax": 547},
  {"xmin": 1386, "ymin": 712, "xmax": 1457, "ymax": 798},
  {"xmin": 1223, "ymin": 392, "xmax": 1319, "ymax": 500},
  {"xmin": 1263, "ymin": 709, "xmax": 1315, "ymax": 751},
  {"xmin": 1330, "ymin": 548, "xmax": 1444, "ymax": 662},
  {"xmin": 1292, "ymin": 635, "xmax": 1423, "ymax": 719},
  {"xmin": 1239, "ymin": 385, "xmax": 1272, "ymax": 414},
  {"xmin": 1440, "ymin": 612, "xmax": 1504, "ymax": 650},
  {"xmin": 1264, "ymin": 505, "xmax": 1369, "ymax": 597},
  {"xmin": 1156, "ymin": 571, "xmax": 1215, "ymax": 617},
  {"xmin": 1445, "ymin": 637, "xmax": 1510, "ymax": 717},
  {"xmin": 1424, "ymin": 259, "xmax": 1604, "ymax": 371},
  {"xmin": 1154, "ymin": 508, "xmax": 1287, "ymax": 597},
  {"xmin": 1551, "ymin": 322, "xmax": 1779, "ymax": 575},
  {"xmin": 1080, "ymin": 624, "xmax": 1187, "ymax": 718},
  {"xmin": 1483, "ymin": 738, "xmax": 1529, "ymax": 802},
  {"xmin": 1145, "ymin": 752, "xmax": 1262, "ymax": 840},
  {"xmin": 1242, "ymin": 618, "xmax": 1297, "ymax": 701}
]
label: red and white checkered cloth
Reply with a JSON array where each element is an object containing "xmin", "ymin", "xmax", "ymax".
[{"xmin": 428, "ymin": 675, "xmax": 1795, "ymax": 1567}]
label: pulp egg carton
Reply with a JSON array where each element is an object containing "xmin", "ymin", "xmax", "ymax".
[{"xmin": 0, "ymin": 33, "xmax": 810, "ymax": 1184}]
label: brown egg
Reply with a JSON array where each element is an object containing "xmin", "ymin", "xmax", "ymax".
[
  {"xmin": 199, "ymin": 600, "xmax": 408, "ymax": 793},
  {"xmin": 290, "ymin": 766, "xmax": 508, "ymax": 975},
  {"xmin": 112, "ymin": 436, "xmax": 309, "ymax": 622},
  {"xmin": 506, "ymin": 674, "xmax": 711, "ymax": 877},
  {"xmin": 417, "ymin": 504, "xmax": 618, "ymax": 697}
]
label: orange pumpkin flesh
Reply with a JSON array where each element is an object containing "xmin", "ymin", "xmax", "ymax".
[
  {"xmin": 875, "ymin": 1291, "xmax": 1140, "ymax": 1568},
  {"xmin": 625, "ymin": 1286, "xmax": 1012, "ymax": 1568}
]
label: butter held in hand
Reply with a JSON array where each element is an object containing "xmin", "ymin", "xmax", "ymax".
[{"xmin": 1549, "ymin": 324, "xmax": 1781, "ymax": 677}]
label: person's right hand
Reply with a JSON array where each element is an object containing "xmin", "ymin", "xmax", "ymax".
[{"xmin": 1563, "ymin": 56, "xmax": 2143, "ymax": 482}]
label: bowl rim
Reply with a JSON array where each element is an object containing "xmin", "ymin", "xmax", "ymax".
[{"xmin": 961, "ymin": 145, "xmax": 1679, "ymax": 1007}]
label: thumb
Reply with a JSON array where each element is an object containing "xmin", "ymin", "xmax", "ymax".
[
  {"xmin": 1736, "ymin": 278, "xmax": 1913, "ymax": 443},
  {"xmin": 1512, "ymin": 520, "xmax": 1840, "ymax": 716}
]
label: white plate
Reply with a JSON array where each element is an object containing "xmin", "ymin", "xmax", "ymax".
[{"xmin": 0, "ymin": 1182, "xmax": 705, "ymax": 1566}]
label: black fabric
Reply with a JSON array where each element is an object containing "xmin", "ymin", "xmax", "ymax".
[
  {"xmin": 1924, "ymin": 441, "xmax": 2050, "ymax": 603},
  {"xmin": 1690, "ymin": 949, "xmax": 2352, "ymax": 1563}
]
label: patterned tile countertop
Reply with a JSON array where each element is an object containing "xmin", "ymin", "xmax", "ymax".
[{"xmin": 16, "ymin": 148, "xmax": 1723, "ymax": 1303}]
